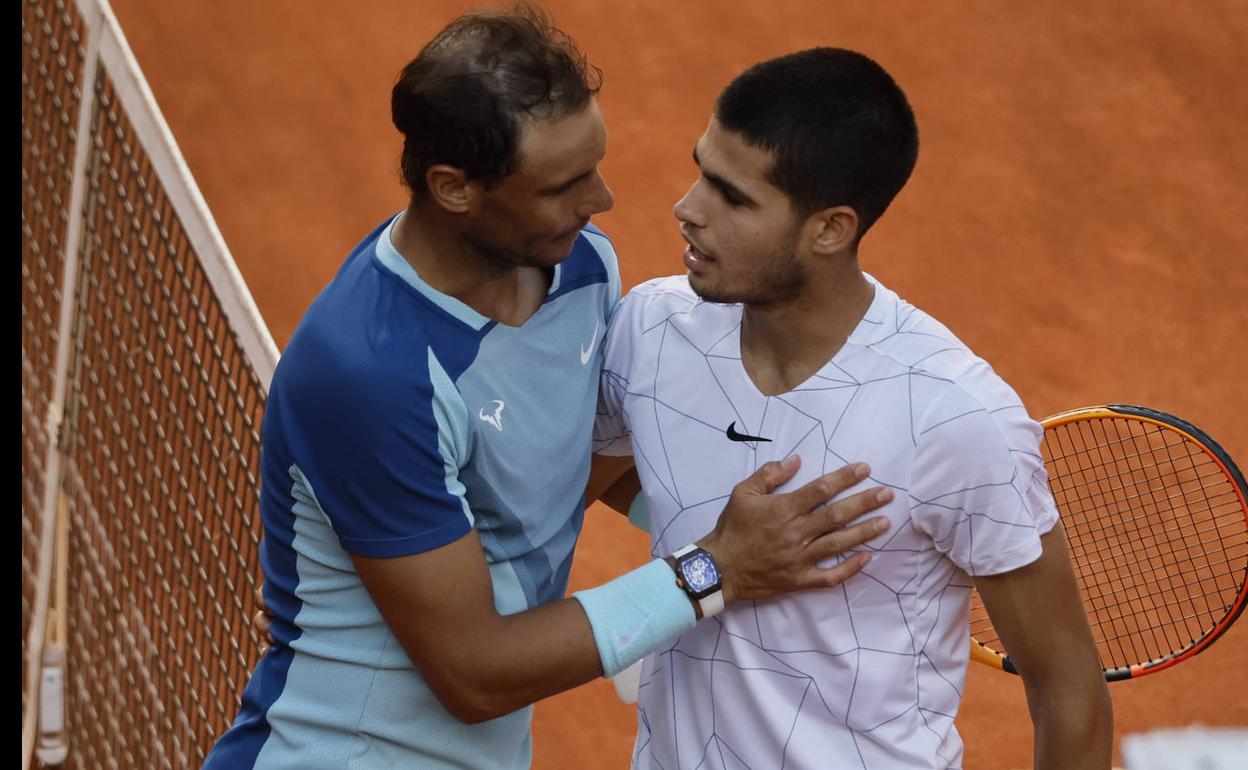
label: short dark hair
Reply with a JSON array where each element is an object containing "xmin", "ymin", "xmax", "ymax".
[
  {"xmin": 715, "ymin": 48, "xmax": 919, "ymax": 242},
  {"xmin": 391, "ymin": 3, "xmax": 602, "ymax": 195}
]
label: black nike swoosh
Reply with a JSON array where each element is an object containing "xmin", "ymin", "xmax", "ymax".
[{"xmin": 726, "ymin": 422, "xmax": 772, "ymax": 443}]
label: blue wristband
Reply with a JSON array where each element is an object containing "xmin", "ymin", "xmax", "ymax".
[
  {"xmin": 627, "ymin": 491, "xmax": 650, "ymax": 532},
  {"xmin": 573, "ymin": 559, "xmax": 696, "ymax": 677}
]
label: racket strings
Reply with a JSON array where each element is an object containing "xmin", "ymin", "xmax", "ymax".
[
  {"xmin": 1059, "ymin": 418, "xmax": 1244, "ymax": 668},
  {"xmin": 1053, "ymin": 463, "xmax": 1235, "ymax": 517},
  {"xmin": 970, "ymin": 414, "xmax": 1248, "ymax": 673},
  {"xmin": 1103, "ymin": 427, "xmax": 1242, "ymax": 656},
  {"xmin": 1054, "ymin": 421, "xmax": 1202, "ymax": 665}
]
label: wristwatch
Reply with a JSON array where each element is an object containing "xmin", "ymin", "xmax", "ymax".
[{"xmin": 671, "ymin": 544, "xmax": 725, "ymax": 618}]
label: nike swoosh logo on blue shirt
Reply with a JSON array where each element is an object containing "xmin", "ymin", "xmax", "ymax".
[{"xmin": 580, "ymin": 320, "xmax": 600, "ymax": 365}]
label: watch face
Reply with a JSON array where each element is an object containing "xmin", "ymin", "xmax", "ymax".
[{"xmin": 681, "ymin": 553, "xmax": 720, "ymax": 593}]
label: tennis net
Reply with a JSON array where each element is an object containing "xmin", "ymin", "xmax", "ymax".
[{"xmin": 21, "ymin": 0, "xmax": 280, "ymax": 766}]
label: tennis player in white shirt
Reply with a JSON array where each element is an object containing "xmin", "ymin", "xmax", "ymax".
[{"xmin": 593, "ymin": 47, "xmax": 1113, "ymax": 770}]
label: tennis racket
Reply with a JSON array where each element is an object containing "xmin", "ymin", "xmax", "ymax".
[{"xmin": 969, "ymin": 404, "xmax": 1248, "ymax": 681}]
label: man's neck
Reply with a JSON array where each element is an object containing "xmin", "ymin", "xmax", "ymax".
[
  {"xmin": 390, "ymin": 205, "xmax": 549, "ymax": 327},
  {"xmin": 739, "ymin": 265, "xmax": 875, "ymax": 397}
]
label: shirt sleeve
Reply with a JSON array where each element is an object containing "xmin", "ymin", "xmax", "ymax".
[
  {"xmin": 908, "ymin": 386, "xmax": 1059, "ymax": 576},
  {"xmin": 275, "ymin": 340, "xmax": 473, "ymax": 559}
]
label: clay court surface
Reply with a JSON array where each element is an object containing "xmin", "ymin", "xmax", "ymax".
[{"xmin": 107, "ymin": 0, "xmax": 1247, "ymax": 766}]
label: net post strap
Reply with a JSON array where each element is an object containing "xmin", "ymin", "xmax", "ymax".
[{"xmin": 22, "ymin": 3, "xmax": 103, "ymax": 766}]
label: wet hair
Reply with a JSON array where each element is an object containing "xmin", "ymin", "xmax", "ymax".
[
  {"xmin": 715, "ymin": 47, "xmax": 919, "ymax": 243},
  {"xmin": 391, "ymin": 2, "xmax": 602, "ymax": 196}
]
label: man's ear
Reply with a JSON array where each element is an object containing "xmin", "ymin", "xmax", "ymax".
[
  {"xmin": 425, "ymin": 164, "xmax": 473, "ymax": 213},
  {"xmin": 807, "ymin": 205, "xmax": 859, "ymax": 256}
]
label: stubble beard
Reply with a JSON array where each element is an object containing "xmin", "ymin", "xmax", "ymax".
[{"xmin": 689, "ymin": 229, "xmax": 807, "ymax": 308}]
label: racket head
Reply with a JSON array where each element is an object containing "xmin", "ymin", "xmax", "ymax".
[{"xmin": 969, "ymin": 404, "xmax": 1248, "ymax": 681}]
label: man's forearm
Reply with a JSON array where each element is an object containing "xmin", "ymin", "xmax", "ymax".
[
  {"xmin": 450, "ymin": 596, "xmax": 608, "ymax": 723},
  {"xmin": 379, "ymin": 538, "xmax": 696, "ymax": 726}
]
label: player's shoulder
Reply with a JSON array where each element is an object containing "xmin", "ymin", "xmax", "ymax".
[
  {"xmin": 600, "ymin": 275, "xmax": 741, "ymax": 371},
  {"xmin": 854, "ymin": 276, "xmax": 1035, "ymax": 438},
  {"xmin": 853, "ymin": 280, "xmax": 971, "ymax": 372},
  {"xmin": 279, "ymin": 228, "xmax": 447, "ymax": 407},
  {"xmin": 855, "ymin": 278, "xmax": 991, "ymax": 386},
  {"xmin": 280, "ymin": 306, "xmax": 439, "ymax": 412}
]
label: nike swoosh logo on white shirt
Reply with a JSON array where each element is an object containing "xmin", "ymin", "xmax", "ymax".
[{"xmin": 580, "ymin": 320, "xmax": 600, "ymax": 365}]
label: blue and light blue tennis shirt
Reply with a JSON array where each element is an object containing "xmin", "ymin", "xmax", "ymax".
[{"xmin": 203, "ymin": 214, "xmax": 621, "ymax": 769}]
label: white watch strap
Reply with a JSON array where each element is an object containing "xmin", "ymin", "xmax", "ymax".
[
  {"xmin": 672, "ymin": 544, "xmax": 725, "ymax": 619},
  {"xmin": 698, "ymin": 588, "xmax": 725, "ymax": 618}
]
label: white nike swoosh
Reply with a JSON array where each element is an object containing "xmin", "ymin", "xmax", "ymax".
[
  {"xmin": 612, "ymin": 609, "xmax": 651, "ymax": 649},
  {"xmin": 580, "ymin": 320, "xmax": 601, "ymax": 365}
]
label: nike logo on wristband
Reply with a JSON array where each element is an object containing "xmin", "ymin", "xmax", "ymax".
[
  {"xmin": 613, "ymin": 610, "xmax": 652, "ymax": 649},
  {"xmin": 726, "ymin": 422, "xmax": 771, "ymax": 443}
]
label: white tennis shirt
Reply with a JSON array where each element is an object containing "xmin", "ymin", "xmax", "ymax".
[{"xmin": 594, "ymin": 274, "xmax": 1059, "ymax": 769}]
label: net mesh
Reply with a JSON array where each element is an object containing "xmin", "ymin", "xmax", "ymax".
[
  {"xmin": 56, "ymin": 67, "xmax": 268, "ymax": 768},
  {"xmin": 970, "ymin": 415, "xmax": 1248, "ymax": 674},
  {"xmin": 22, "ymin": 0, "xmax": 270, "ymax": 765},
  {"xmin": 22, "ymin": 0, "xmax": 87, "ymax": 723}
]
